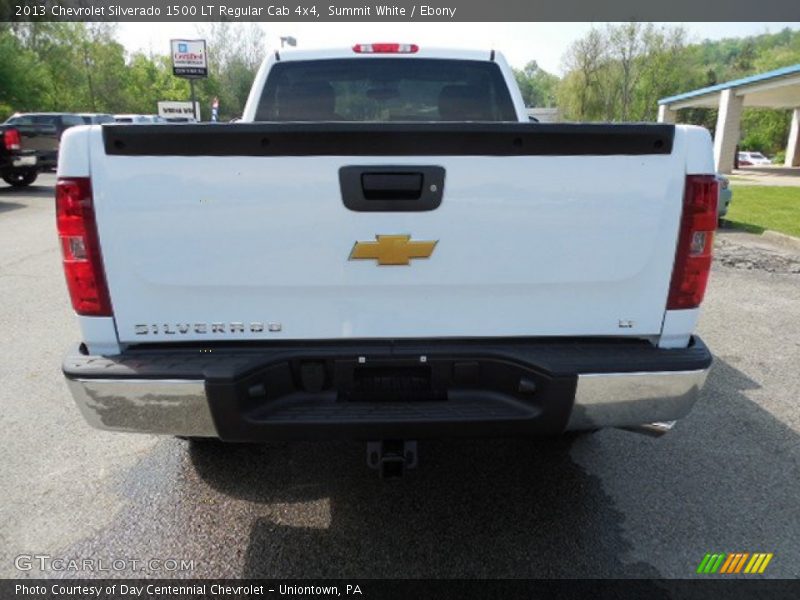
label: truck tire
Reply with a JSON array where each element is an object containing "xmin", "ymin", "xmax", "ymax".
[{"xmin": 3, "ymin": 170, "xmax": 38, "ymax": 187}]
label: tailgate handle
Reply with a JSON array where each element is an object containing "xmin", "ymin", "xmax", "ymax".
[
  {"xmin": 340, "ymin": 165, "xmax": 445, "ymax": 212},
  {"xmin": 362, "ymin": 173, "xmax": 423, "ymax": 200}
]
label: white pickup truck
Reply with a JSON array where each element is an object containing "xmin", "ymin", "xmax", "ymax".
[{"xmin": 59, "ymin": 44, "xmax": 716, "ymax": 472}]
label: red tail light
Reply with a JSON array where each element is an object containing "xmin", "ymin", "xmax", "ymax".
[
  {"xmin": 3, "ymin": 128, "xmax": 21, "ymax": 151},
  {"xmin": 56, "ymin": 178, "xmax": 112, "ymax": 316},
  {"xmin": 352, "ymin": 43, "xmax": 419, "ymax": 54},
  {"xmin": 667, "ymin": 175, "xmax": 718, "ymax": 310}
]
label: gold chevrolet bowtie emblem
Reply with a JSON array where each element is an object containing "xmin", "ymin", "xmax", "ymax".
[{"xmin": 349, "ymin": 235, "xmax": 438, "ymax": 266}]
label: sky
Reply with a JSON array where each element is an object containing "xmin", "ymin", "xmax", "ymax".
[{"xmin": 117, "ymin": 22, "xmax": 800, "ymax": 75}]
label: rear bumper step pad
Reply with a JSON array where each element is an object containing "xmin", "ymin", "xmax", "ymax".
[{"xmin": 64, "ymin": 337, "xmax": 712, "ymax": 441}]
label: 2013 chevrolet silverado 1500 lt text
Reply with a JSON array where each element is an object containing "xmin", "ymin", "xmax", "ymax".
[{"xmin": 58, "ymin": 45, "xmax": 716, "ymax": 471}]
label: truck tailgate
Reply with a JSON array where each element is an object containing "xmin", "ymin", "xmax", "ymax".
[{"xmin": 88, "ymin": 123, "xmax": 685, "ymax": 344}]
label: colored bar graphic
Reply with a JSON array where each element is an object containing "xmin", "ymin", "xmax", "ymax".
[
  {"xmin": 698, "ymin": 552, "xmax": 773, "ymax": 574},
  {"xmin": 759, "ymin": 553, "xmax": 773, "ymax": 573},
  {"xmin": 698, "ymin": 553, "xmax": 726, "ymax": 574},
  {"xmin": 734, "ymin": 553, "xmax": 749, "ymax": 573},
  {"xmin": 697, "ymin": 554, "xmax": 712, "ymax": 574},
  {"xmin": 745, "ymin": 554, "xmax": 761, "ymax": 573},
  {"xmin": 710, "ymin": 554, "xmax": 725, "ymax": 573},
  {"xmin": 719, "ymin": 553, "xmax": 735, "ymax": 574}
]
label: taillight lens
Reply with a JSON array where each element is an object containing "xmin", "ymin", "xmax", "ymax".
[
  {"xmin": 56, "ymin": 178, "xmax": 112, "ymax": 316},
  {"xmin": 3, "ymin": 128, "xmax": 21, "ymax": 151},
  {"xmin": 667, "ymin": 175, "xmax": 718, "ymax": 310},
  {"xmin": 352, "ymin": 43, "xmax": 419, "ymax": 54}
]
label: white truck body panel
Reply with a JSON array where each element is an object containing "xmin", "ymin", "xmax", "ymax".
[
  {"xmin": 56, "ymin": 48, "xmax": 715, "ymax": 353},
  {"xmin": 74, "ymin": 127, "xmax": 693, "ymax": 345}
]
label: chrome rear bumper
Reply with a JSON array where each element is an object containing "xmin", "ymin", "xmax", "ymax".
[
  {"xmin": 66, "ymin": 378, "xmax": 218, "ymax": 438},
  {"xmin": 65, "ymin": 344, "xmax": 710, "ymax": 440},
  {"xmin": 565, "ymin": 369, "xmax": 709, "ymax": 431}
]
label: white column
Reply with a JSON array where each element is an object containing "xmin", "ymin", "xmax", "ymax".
[
  {"xmin": 657, "ymin": 104, "xmax": 676, "ymax": 124},
  {"xmin": 713, "ymin": 89, "xmax": 744, "ymax": 174},
  {"xmin": 786, "ymin": 108, "xmax": 800, "ymax": 168}
]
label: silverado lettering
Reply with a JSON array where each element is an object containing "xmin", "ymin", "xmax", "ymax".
[{"xmin": 134, "ymin": 322, "xmax": 279, "ymax": 335}]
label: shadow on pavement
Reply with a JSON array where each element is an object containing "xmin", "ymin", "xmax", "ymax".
[
  {"xmin": 0, "ymin": 200, "xmax": 25, "ymax": 214},
  {"xmin": 188, "ymin": 356, "xmax": 800, "ymax": 578},
  {"xmin": 190, "ymin": 435, "xmax": 655, "ymax": 578},
  {"xmin": 0, "ymin": 182, "xmax": 54, "ymax": 198},
  {"xmin": 52, "ymin": 355, "xmax": 799, "ymax": 580},
  {"xmin": 565, "ymin": 357, "xmax": 800, "ymax": 578}
]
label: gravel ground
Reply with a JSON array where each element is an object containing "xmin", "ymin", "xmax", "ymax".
[
  {"xmin": 1, "ymin": 175, "xmax": 798, "ymax": 579},
  {"xmin": 715, "ymin": 227, "xmax": 800, "ymax": 274}
]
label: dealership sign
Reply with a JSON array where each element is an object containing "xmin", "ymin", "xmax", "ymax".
[
  {"xmin": 171, "ymin": 39, "xmax": 207, "ymax": 78},
  {"xmin": 157, "ymin": 101, "xmax": 201, "ymax": 120}
]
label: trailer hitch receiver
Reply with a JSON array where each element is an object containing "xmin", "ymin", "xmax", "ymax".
[{"xmin": 367, "ymin": 440, "xmax": 418, "ymax": 478}]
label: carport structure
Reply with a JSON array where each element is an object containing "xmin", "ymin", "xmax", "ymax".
[{"xmin": 657, "ymin": 64, "xmax": 800, "ymax": 173}]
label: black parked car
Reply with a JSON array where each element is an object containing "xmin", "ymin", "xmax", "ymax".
[
  {"xmin": 3, "ymin": 112, "xmax": 86, "ymax": 171},
  {"xmin": 0, "ymin": 123, "xmax": 40, "ymax": 187}
]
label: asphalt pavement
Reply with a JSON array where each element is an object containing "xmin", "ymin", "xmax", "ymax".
[{"xmin": 1, "ymin": 174, "xmax": 798, "ymax": 578}]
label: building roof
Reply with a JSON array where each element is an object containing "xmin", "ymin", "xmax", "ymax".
[{"xmin": 659, "ymin": 63, "xmax": 800, "ymax": 109}]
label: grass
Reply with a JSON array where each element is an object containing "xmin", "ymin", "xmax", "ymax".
[{"xmin": 723, "ymin": 185, "xmax": 800, "ymax": 238}]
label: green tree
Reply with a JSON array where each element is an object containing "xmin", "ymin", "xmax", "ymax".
[
  {"xmin": 558, "ymin": 23, "xmax": 692, "ymax": 122},
  {"xmin": 9, "ymin": 22, "xmax": 129, "ymax": 113},
  {"xmin": 513, "ymin": 60, "xmax": 559, "ymax": 107},
  {"xmin": 0, "ymin": 28, "xmax": 49, "ymax": 117},
  {"xmin": 631, "ymin": 25, "xmax": 692, "ymax": 121},
  {"xmin": 195, "ymin": 23, "xmax": 266, "ymax": 120},
  {"xmin": 558, "ymin": 27, "xmax": 608, "ymax": 120},
  {"xmin": 124, "ymin": 53, "xmax": 192, "ymax": 115},
  {"xmin": 1, "ymin": 22, "xmax": 267, "ymax": 121}
]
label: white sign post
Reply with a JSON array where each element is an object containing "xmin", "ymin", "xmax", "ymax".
[{"xmin": 170, "ymin": 39, "xmax": 208, "ymax": 121}]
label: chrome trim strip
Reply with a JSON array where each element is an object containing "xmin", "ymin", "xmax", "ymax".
[
  {"xmin": 66, "ymin": 378, "xmax": 218, "ymax": 437},
  {"xmin": 566, "ymin": 368, "xmax": 709, "ymax": 431}
]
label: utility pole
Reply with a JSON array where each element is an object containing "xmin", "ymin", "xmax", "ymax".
[
  {"xmin": 189, "ymin": 79, "xmax": 197, "ymax": 121},
  {"xmin": 83, "ymin": 43, "xmax": 96, "ymax": 111}
]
